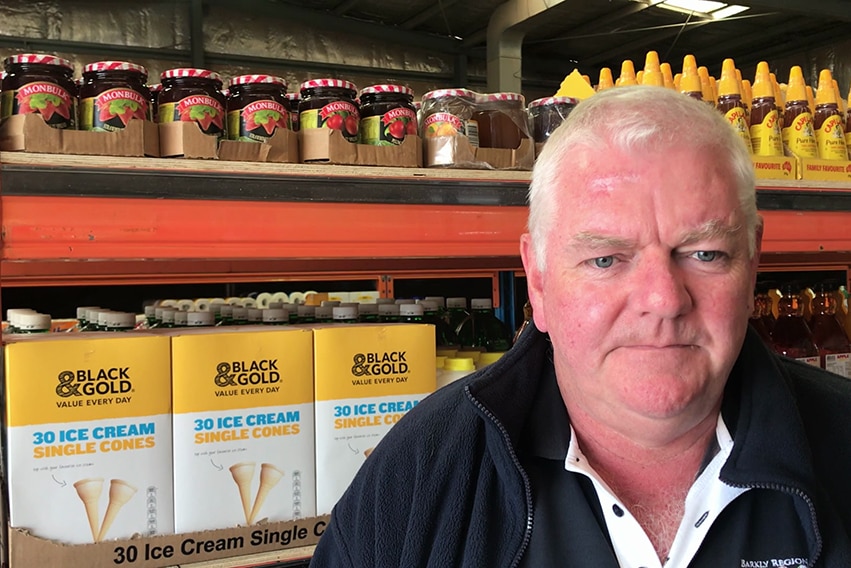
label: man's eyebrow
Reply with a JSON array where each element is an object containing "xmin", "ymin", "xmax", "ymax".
[
  {"xmin": 570, "ymin": 232, "xmax": 636, "ymax": 249},
  {"xmin": 679, "ymin": 220, "xmax": 743, "ymax": 246}
]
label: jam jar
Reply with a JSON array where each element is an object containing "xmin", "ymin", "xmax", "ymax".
[
  {"xmin": 2, "ymin": 53, "xmax": 77, "ymax": 129},
  {"xmin": 79, "ymin": 61, "xmax": 150, "ymax": 132},
  {"xmin": 359, "ymin": 84, "xmax": 417, "ymax": 145},
  {"xmin": 420, "ymin": 88, "xmax": 478, "ymax": 145},
  {"xmin": 158, "ymin": 68, "xmax": 226, "ymax": 138},
  {"xmin": 472, "ymin": 92, "xmax": 527, "ymax": 149},
  {"xmin": 148, "ymin": 83, "xmax": 161, "ymax": 123},
  {"xmin": 528, "ymin": 96, "xmax": 578, "ymax": 144},
  {"xmin": 226, "ymin": 74, "xmax": 289, "ymax": 142},
  {"xmin": 285, "ymin": 92, "xmax": 300, "ymax": 131},
  {"xmin": 299, "ymin": 78, "xmax": 359, "ymax": 142}
]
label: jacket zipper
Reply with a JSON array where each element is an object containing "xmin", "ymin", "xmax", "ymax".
[
  {"xmin": 465, "ymin": 385, "xmax": 534, "ymax": 568},
  {"xmin": 723, "ymin": 479, "xmax": 822, "ymax": 566}
]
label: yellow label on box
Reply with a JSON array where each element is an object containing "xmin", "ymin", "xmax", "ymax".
[
  {"xmin": 797, "ymin": 157, "xmax": 851, "ymax": 181},
  {"xmin": 172, "ymin": 328, "xmax": 314, "ymax": 413},
  {"xmin": 751, "ymin": 155, "xmax": 795, "ymax": 180},
  {"xmin": 313, "ymin": 324, "xmax": 436, "ymax": 400},
  {"xmin": 5, "ymin": 334, "xmax": 171, "ymax": 426}
]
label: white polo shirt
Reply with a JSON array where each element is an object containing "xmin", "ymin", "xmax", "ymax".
[{"xmin": 564, "ymin": 415, "xmax": 749, "ymax": 568}]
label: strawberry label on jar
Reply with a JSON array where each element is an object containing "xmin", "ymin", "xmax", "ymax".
[
  {"xmin": 160, "ymin": 94, "xmax": 225, "ymax": 137},
  {"xmin": 80, "ymin": 88, "xmax": 148, "ymax": 132},
  {"xmin": 301, "ymin": 101, "xmax": 359, "ymax": 142},
  {"xmin": 227, "ymin": 99, "xmax": 288, "ymax": 142},
  {"xmin": 360, "ymin": 106, "xmax": 417, "ymax": 146},
  {"xmin": 1, "ymin": 81, "xmax": 74, "ymax": 129}
]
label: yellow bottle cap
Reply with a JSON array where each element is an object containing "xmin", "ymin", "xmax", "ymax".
[
  {"xmin": 717, "ymin": 58, "xmax": 741, "ymax": 97},
  {"xmin": 444, "ymin": 357, "xmax": 476, "ymax": 372},
  {"xmin": 680, "ymin": 54, "xmax": 702, "ymax": 94},
  {"xmin": 832, "ymin": 78, "xmax": 845, "ymax": 113},
  {"xmin": 636, "ymin": 70, "xmax": 644, "ymax": 84},
  {"xmin": 710, "ymin": 76, "xmax": 718, "ymax": 104},
  {"xmin": 815, "ymin": 69, "xmax": 837, "ymax": 105},
  {"xmin": 751, "ymin": 61, "xmax": 773, "ymax": 99},
  {"xmin": 641, "ymin": 50, "xmax": 664, "ymax": 86},
  {"xmin": 674, "ymin": 72, "xmax": 682, "ymax": 91},
  {"xmin": 436, "ymin": 348, "xmax": 458, "ymax": 358},
  {"xmin": 435, "ymin": 355, "xmax": 446, "ymax": 369},
  {"xmin": 478, "ymin": 352, "xmax": 505, "ymax": 367},
  {"xmin": 619, "ymin": 59, "xmax": 638, "ymax": 86},
  {"xmin": 455, "ymin": 350, "xmax": 482, "ymax": 364},
  {"xmin": 806, "ymin": 85, "xmax": 816, "ymax": 112},
  {"xmin": 660, "ymin": 62, "xmax": 674, "ymax": 89},
  {"xmin": 597, "ymin": 67, "xmax": 614, "ymax": 91},
  {"xmin": 741, "ymin": 79, "xmax": 753, "ymax": 108},
  {"xmin": 698, "ymin": 66, "xmax": 713, "ymax": 103},
  {"xmin": 772, "ymin": 73, "xmax": 785, "ymax": 106},
  {"xmin": 786, "ymin": 65, "xmax": 808, "ymax": 103}
]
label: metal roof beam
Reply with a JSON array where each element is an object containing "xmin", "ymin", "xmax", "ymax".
[
  {"xmin": 580, "ymin": 19, "xmax": 711, "ymax": 67},
  {"xmin": 695, "ymin": 19, "xmax": 810, "ymax": 64},
  {"xmin": 734, "ymin": 0, "xmax": 851, "ymax": 21},
  {"xmin": 206, "ymin": 0, "xmax": 462, "ymax": 54},
  {"xmin": 401, "ymin": 0, "xmax": 463, "ymax": 30}
]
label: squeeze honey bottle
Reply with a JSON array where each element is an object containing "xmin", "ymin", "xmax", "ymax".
[
  {"xmin": 770, "ymin": 282, "xmax": 820, "ymax": 366},
  {"xmin": 749, "ymin": 61, "xmax": 783, "ymax": 156},
  {"xmin": 617, "ymin": 60, "xmax": 638, "ymax": 87},
  {"xmin": 641, "ymin": 51, "xmax": 664, "ymax": 87},
  {"xmin": 698, "ymin": 66, "xmax": 714, "ymax": 106},
  {"xmin": 715, "ymin": 59, "xmax": 751, "ymax": 151},
  {"xmin": 597, "ymin": 68, "xmax": 615, "ymax": 92},
  {"xmin": 809, "ymin": 280, "xmax": 851, "ymax": 377},
  {"xmin": 679, "ymin": 55, "xmax": 703, "ymax": 101},
  {"xmin": 783, "ymin": 66, "xmax": 817, "ymax": 158},
  {"xmin": 813, "ymin": 69, "xmax": 847, "ymax": 160}
]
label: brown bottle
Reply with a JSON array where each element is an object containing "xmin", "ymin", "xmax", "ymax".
[
  {"xmin": 679, "ymin": 55, "xmax": 703, "ymax": 101},
  {"xmin": 783, "ymin": 66, "xmax": 817, "ymax": 158},
  {"xmin": 813, "ymin": 69, "xmax": 848, "ymax": 160},
  {"xmin": 771, "ymin": 282, "xmax": 820, "ymax": 365},
  {"xmin": 749, "ymin": 62, "xmax": 782, "ymax": 156},
  {"xmin": 809, "ymin": 280, "xmax": 851, "ymax": 377},
  {"xmin": 749, "ymin": 284, "xmax": 772, "ymax": 344},
  {"xmin": 715, "ymin": 59, "xmax": 751, "ymax": 151}
]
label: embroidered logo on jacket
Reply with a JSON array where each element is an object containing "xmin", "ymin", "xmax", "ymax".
[{"xmin": 740, "ymin": 558, "xmax": 807, "ymax": 567}]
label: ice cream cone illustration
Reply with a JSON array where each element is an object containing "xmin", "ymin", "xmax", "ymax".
[
  {"xmin": 97, "ymin": 479, "xmax": 137, "ymax": 542},
  {"xmin": 73, "ymin": 477, "xmax": 104, "ymax": 542},
  {"xmin": 248, "ymin": 463, "xmax": 284, "ymax": 524},
  {"xmin": 229, "ymin": 462, "xmax": 256, "ymax": 524}
]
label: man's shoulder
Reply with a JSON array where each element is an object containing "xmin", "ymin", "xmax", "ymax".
[{"xmin": 777, "ymin": 357, "xmax": 851, "ymax": 433}]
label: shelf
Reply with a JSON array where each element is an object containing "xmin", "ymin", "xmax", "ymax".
[{"xmin": 3, "ymin": 153, "xmax": 851, "ymax": 286}]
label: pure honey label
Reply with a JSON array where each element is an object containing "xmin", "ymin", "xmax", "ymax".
[
  {"xmin": 782, "ymin": 112, "xmax": 817, "ymax": 158},
  {"xmin": 724, "ymin": 107, "xmax": 751, "ymax": 150},
  {"xmin": 816, "ymin": 114, "xmax": 848, "ymax": 160},
  {"xmin": 749, "ymin": 109, "xmax": 783, "ymax": 156}
]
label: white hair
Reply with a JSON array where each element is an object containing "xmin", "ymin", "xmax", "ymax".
[{"xmin": 527, "ymin": 86, "xmax": 758, "ymax": 269}]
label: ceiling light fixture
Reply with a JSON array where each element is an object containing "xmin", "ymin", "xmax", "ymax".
[{"xmin": 648, "ymin": 0, "xmax": 749, "ymax": 20}]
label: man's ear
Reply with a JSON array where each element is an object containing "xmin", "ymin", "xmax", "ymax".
[{"xmin": 520, "ymin": 233, "xmax": 548, "ymax": 332}]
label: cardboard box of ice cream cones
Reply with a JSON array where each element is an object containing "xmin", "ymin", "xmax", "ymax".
[
  {"xmin": 3, "ymin": 332, "xmax": 173, "ymax": 545},
  {"xmin": 312, "ymin": 323, "xmax": 436, "ymax": 514},
  {"xmin": 171, "ymin": 326, "xmax": 316, "ymax": 533}
]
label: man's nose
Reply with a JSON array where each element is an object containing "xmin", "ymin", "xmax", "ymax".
[{"xmin": 632, "ymin": 253, "xmax": 693, "ymax": 319}]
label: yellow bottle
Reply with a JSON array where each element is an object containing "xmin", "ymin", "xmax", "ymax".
[
  {"xmin": 618, "ymin": 60, "xmax": 638, "ymax": 87},
  {"xmin": 679, "ymin": 55, "xmax": 702, "ymax": 101},
  {"xmin": 698, "ymin": 65, "xmax": 714, "ymax": 105},
  {"xmin": 783, "ymin": 65, "xmax": 817, "ymax": 158},
  {"xmin": 814, "ymin": 69, "xmax": 847, "ymax": 160},
  {"xmin": 660, "ymin": 62, "xmax": 675, "ymax": 89},
  {"xmin": 749, "ymin": 61, "xmax": 783, "ymax": 156},
  {"xmin": 597, "ymin": 67, "xmax": 615, "ymax": 91},
  {"xmin": 641, "ymin": 51, "xmax": 664, "ymax": 87},
  {"xmin": 716, "ymin": 58, "xmax": 751, "ymax": 152}
]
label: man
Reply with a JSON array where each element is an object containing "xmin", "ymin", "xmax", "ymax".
[{"xmin": 311, "ymin": 86, "xmax": 851, "ymax": 567}]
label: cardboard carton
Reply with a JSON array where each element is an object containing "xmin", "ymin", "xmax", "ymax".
[
  {"xmin": 158, "ymin": 122, "xmax": 218, "ymax": 159},
  {"xmin": 796, "ymin": 157, "xmax": 851, "ymax": 182},
  {"xmin": 8, "ymin": 515, "xmax": 329, "ymax": 567},
  {"xmin": 299, "ymin": 128, "xmax": 422, "ymax": 167},
  {"xmin": 0, "ymin": 113, "xmax": 159, "ymax": 157},
  {"xmin": 159, "ymin": 122, "xmax": 299, "ymax": 162},
  {"xmin": 218, "ymin": 129, "xmax": 299, "ymax": 163},
  {"xmin": 751, "ymin": 155, "xmax": 796, "ymax": 180}
]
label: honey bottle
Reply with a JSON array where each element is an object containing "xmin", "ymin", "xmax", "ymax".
[
  {"xmin": 660, "ymin": 62, "xmax": 675, "ymax": 89},
  {"xmin": 641, "ymin": 51, "xmax": 664, "ymax": 87},
  {"xmin": 809, "ymin": 280, "xmax": 851, "ymax": 377},
  {"xmin": 749, "ymin": 61, "xmax": 783, "ymax": 156},
  {"xmin": 698, "ymin": 66, "xmax": 714, "ymax": 106},
  {"xmin": 715, "ymin": 58, "xmax": 751, "ymax": 152},
  {"xmin": 813, "ymin": 69, "xmax": 847, "ymax": 160},
  {"xmin": 679, "ymin": 55, "xmax": 703, "ymax": 101},
  {"xmin": 618, "ymin": 60, "xmax": 638, "ymax": 87},
  {"xmin": 750, "ymin": 282, "xmax": 773, "ymax": 343},
  {"xmin": 597, "ymin": 67, "xmax": 615, "ymax": 92},
  {"xmin": 770, "ymin": 282, "xmax": 820, "ymax": 366},
  {"xmin": 845, "ymin": 83, "xmax": 851, "ymax": 158},
  {"xmin": 783, "ymin": 66, "xmax": 817, "ymax": 158}
]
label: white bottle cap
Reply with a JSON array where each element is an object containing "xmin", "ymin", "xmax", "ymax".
[
  {"xmin": 339, "ymin": 302, "xmax": 359, "ymax": 309},
  {"xmin": 375, "ymin": 298, "xmax": 395, "ymax": 305},
  {"xmin": 471, "ymin": 298, "xmax": 493, "ymax": 310},
  {"xmin": 187, "ymin": 311, "xmax": 215, "ymax": 326},
  {"xmin": 418, "ymin": 300, "xmax": 438, "ymax": 312},
  {"xmin": 174, "ymin": 311, "xmax": 189, "ymax": 326},
  {"xmin": 332, "ymin": 306, "xmax": 358, "ymax": 320},
  {"xmin": 297, "ymin": 305, "xmax": 316, "ymax": 317},
  {"xmin": 106, "ymin": 312, "xmax": 136, "ymax": 329},
  {"xmin": 321, "ymin": 300, "xmax": 341, "ymax": 307},
  {"xmin": 444, "ymin": 357, "xmax": 476, "ymax": 372},
  {"xmin": 160, "ymin": 308, "xmax": 176, "ymax": 324},
  {"xmin": 446, "ymin": 297, "xmax": 467, "ymax": 309},
  {"xmin": 209, "ymin": 303, "xmax": 224, "ymax": 315},
  {"xmin": 262, "ymin": 308, "xmax": 287, "ymax": 323},
  {"xmin": 378, "ymin": 304, "xmax": 400, "ymax": 316},
  {"xmin": 17, "ymin": 313, "xmax": 51, "ymax": 331},
  {"xmin": 143, "ymin": 305, "xmax": 156, "ymax": 318},
  {"xmin": 7, "ymin": 308, "xmax": 36, "ymax": 321},
  {"xmin": 424, "ymin": 296, "xmax": 446, "ymax": 308},
  {"xmin": 76, "ymin": 306, "xmax": 100, "ymax": 319},
  {"xmin": 232, "ymin": 306, "xmax": 248, "ymax": 321},
  {"xmin": 399, "ymin": 304, "xmax": 424, "ymax": 317},
  {"xmin": 97, "ymin": 310, "xmax": 114, "ymax": 327},
  {"xmin": 268, "ymin": 301, "xmax": 284, "ymax": 309},
  {"xmin": 358, "ymin": 303, "xmax": 378, "ymax": 315},
  {"xmin": 315, "ymin": 306, "xmax": 334, "ymax": 319},
  {"xmin": 220, "ymin": 304, "xmax": 234, "ymax": 318},
  {"xmin": 395, "ymin": 298, "xmax": 415, "ymax": 305},
  {"xmin": 247, "ymin": 308, "xmax": 262, "ymax": 322}
]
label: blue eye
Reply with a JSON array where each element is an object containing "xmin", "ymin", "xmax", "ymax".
[
  {"xmin": 693, "ymin": 251, "xmax": 719, "ymax": 262},
  {"xmin": 593, "ymin": 256, "xmax": 615, "ymax": 268}
]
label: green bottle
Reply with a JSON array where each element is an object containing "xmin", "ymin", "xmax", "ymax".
[{"xmin": 456, "ymin": 298, "xmax": 512, "ymax": 352}]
